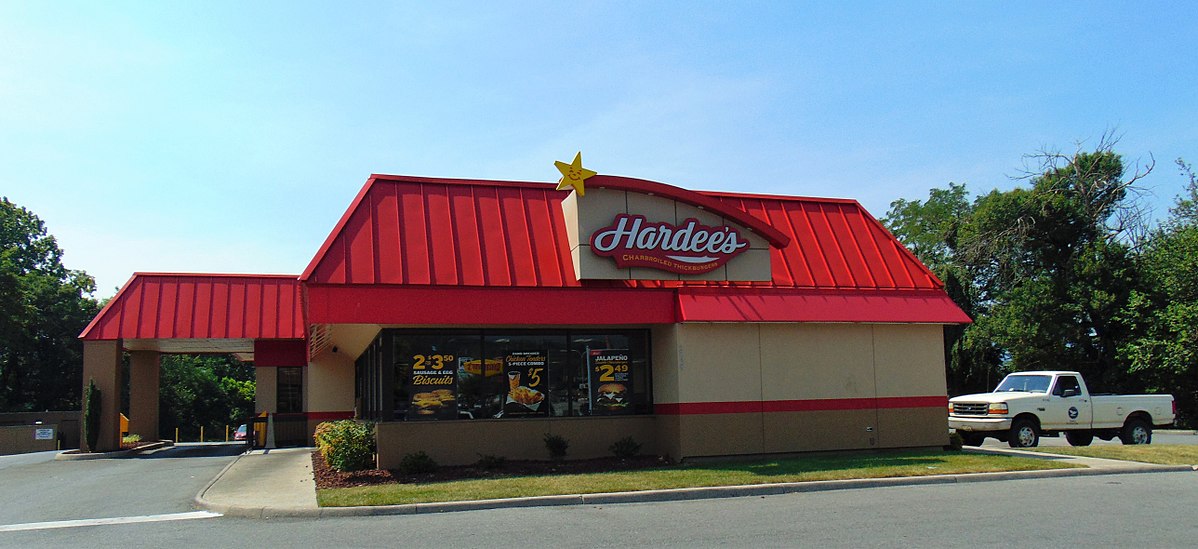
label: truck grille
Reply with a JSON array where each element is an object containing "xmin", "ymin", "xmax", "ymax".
[{"xmin": 953, "ymin": 403, "xmax": 989, "ymax": 416}]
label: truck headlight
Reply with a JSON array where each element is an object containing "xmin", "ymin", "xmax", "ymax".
[
  {"xmin": 988, "ymin": 403, "xmax": 1008, "ymax": 415},
  {"xmin": 947, "ymin": 403, "xmax": 954, "ymax": 414}
]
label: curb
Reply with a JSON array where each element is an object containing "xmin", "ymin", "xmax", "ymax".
[
  {"xmin": 54, "ymin": 440, "xmax": 173, "ymax": 461},
  {"xmin": 194, "ymin": 461, "xmax": 1196, "ymax": 519},
  {"xmin": 193, "ymin": 451, "xmax": 247, "ymax": 515}
]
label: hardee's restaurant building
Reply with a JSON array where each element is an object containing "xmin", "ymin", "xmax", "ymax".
[{"xmin": 79, "ymin": 155, "xmax": 969, "ymax": 466}]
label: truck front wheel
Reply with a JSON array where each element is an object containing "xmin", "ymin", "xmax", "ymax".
[
  {"xmin": 1008, "ymin": 418, "xmax": 1039, "ymax": 448},
  {"xmin": 1065, "ymin": 431, "xmax": 1094, "ymax": 446},
  {"xmin": 1120, "ymin": 418, "xmax": 1152, "ymax": 445}
]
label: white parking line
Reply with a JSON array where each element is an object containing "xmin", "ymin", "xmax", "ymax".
[{"xmin": 0, "ymin": 511, "xmax": 222, "ymax": 533}]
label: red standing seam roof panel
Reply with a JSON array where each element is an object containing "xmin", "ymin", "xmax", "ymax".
[
  {"xmin": 80, "ymin": 274, "xmax": 304, "ymax": 341},
  {"xmin": 300, "ymin": 175, "xmax": 944, "ymax": 292}
]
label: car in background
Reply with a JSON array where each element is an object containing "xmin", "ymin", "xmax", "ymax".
[{"xmin": 233, "ymin": 424, "xmax": 247, "ymax": 441}]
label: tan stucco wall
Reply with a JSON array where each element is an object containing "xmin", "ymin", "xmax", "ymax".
[
  {"xmin": 872, "ymin": 324, "xmax": 947, "ymax": 398},
  {"xmin": 759, "ymin": 324, "xmax": 877, "ymax": 400},
  {"xmin": 127, "ymin": 351, "xmax": 160, "ymax": 440},
  {"xmin": 658, "ymin": 323, "xmax": 946, "ymax": 459},
  {"xmin": 675, "ymin": 323, "xmax": 764, "ymax": 403},
  {"xmin": 650, "ymin": 324, "xmax": 682, "ymax": 405},
  {"xmin": 377, "ymin": 416, "xmax": 659, "ymax": 468},
  {"xmin": 762, "ymin": 409, "xmax": 879, "ymax": 453},
  {"xmin": 0, "ymin": 425, "xmax": 59, "ymax": 455},
  {"xmin": 81, "ymin": 340, "xmax": 122, "ymax": 452},
  {"xmin": 307, "ymin": 353, "xmax": 355, "ymax": 413},
  {"xmin": 255, "ymin": 367, "xmax": 277, "ymax": 414}
]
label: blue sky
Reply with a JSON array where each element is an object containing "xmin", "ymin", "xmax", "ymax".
[{"xmin": 3, "ymin": 1, "xmax": 1195, "ymax": 297}]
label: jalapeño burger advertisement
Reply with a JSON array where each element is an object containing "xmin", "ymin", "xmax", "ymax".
[
  {"xmin": 502, "ymin": 350, "xmax": 549, "ymax": 417},
  {"xmin": 405, "ymin": 353, "xmax": 458, "ymax": 420},
  {"xmin": 588, "ymin": 349, "xmax": 632, "ymax": 415}
]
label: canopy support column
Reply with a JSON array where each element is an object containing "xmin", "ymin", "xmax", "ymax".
[
  {"xmin": 128, "ymin": 351, "xmax": 160, "ymax": 441},
  {"xmin": 81, "ymin": 340, "xmax": 122, "ymax": 452}
]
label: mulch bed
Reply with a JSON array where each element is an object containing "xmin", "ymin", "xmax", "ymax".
[{"xmin": 312, "ymin": 451, "xmax": 671, "ymax": 490}]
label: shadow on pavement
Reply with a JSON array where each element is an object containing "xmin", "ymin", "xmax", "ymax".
[{"xmin": 136, "ymin": 442, "xmax": 248, "ymax": 459}]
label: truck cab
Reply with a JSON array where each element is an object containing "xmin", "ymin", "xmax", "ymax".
[{"xmin": 949, "ymin": 371, "xmax": 1174, "ymax": 448}]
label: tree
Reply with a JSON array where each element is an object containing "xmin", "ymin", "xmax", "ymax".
[
  {"xmin": 885, "ymin": 143, "xmax": 1150, "ymax": 396},
  {"xmin": 0, "ymin": 197, "xmax": 99, "ymax": 411},
  {"xmin": 1119, "ymin": 158, "xmax": 1198, "ymax": 426},
  {"xmin": 157, "ymin": 354, "xmax": 255, "ymax": 440}
]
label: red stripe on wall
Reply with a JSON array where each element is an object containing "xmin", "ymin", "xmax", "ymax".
[
  {"xmin": 306, "ymin": 411, "xmax": 355, "ymax": 421},
  {"xmin": 655, "ymin": 396, "xmax": 947, "ymax": 415}
]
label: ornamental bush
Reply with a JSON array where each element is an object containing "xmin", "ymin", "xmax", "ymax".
[
  {"xmin": 399, "ymin": 451, "xmax": 438, "ymax": 474},
  {"xmin": 543, "ymin": 433, "xmax": 569, "ymax": 461},
  {"xmin": 314, "ymin": 420, "xmax": 376, "ymax": 472},
  {"xmin": 609, "ymin": 436, "xmax": 642, "ymax": 459},
  {"xmin": 82, "ymin": 378, "xmax": 100, "ymax": 452}
]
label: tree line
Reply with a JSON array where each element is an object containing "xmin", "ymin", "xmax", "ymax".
[
  {"xmin": 1, "ymin": 197, "xmax": 253, "ymax": 440},
  {"xmin": 883, "ymin": 141, "xmax": 1197, "ymax": 427}
]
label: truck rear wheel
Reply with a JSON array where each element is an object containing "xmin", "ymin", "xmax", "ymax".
[
  {"xmin": 1065, "ymin": 431, "xmax": 1093, "ymax": 446},
  {"xmin": 1120, "ymin": 417, "xmax": 1152, "ymax": 445},
  {"xmin": 1008, "ymin": 418, "xmax": 1039, "ymax": 448}
]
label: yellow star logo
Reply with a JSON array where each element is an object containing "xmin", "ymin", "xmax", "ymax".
[{"xmin": 554, "ymin": 152, "xmax": 597, "ymax": 196}]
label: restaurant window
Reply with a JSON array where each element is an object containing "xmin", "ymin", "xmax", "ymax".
[
  {"xmin": 368, "ymin": 329, "xmax": 651, "ymax": 421},
  {"xmin": 277, "ymin": 367, "xmax": 303, "ymax": 413}
]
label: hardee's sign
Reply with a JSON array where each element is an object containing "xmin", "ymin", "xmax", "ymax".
[
  {"xmin": 556, "ymin": 152, "xmax": 780, "ymax": 282},
  {"xmin": 590, "ymin": 214, "xmax": 749, "ymax": 274}
]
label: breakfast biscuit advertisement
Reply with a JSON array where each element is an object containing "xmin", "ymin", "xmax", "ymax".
[
  {"xmin": 405, "ymin": 352, "xmax": 458, "ymax": 420},
  {"xmin": 588, "ymin": 349, "xmax": 632, "ymax": 415}
]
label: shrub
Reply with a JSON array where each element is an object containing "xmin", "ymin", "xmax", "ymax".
[
  {"xmin": 476, "ymin": 453, "xmax": 507, "ymax": 470},
  {"xmin": 122, "ymin": 433, "xmax": 142, "ymax": 446},
  {"xmin": 313, "ymin": 421, "xmax": 335, "ymax": 455},
  {"xmin": 399, "ymin": 451, "xmax": 438, "ymax": 474},
  {"xmin": 543, "ymin": 433, "xmax": 569, "ymax": 460},
  {"xmin": 82, "ymin": 378, "xmax": 100, "ymax": 452},
  {"xmin": 946, "ymin": 431, "xmax": 964, "ymax": 451},
  {"xmin": 314, "ymin": 420, "xmax": 376, "ymax": 472},
  {"xmin": 609, "ymin": 436, "xmax": 642, "ymax": 459}
]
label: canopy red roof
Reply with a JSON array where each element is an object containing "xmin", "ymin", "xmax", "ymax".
[{"xmin": 80, "ymin": 273, "xmax": 303, "ymax": 341}]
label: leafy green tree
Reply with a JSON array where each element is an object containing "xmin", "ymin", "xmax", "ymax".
[
  {"xmin": 1119, "ymin": 159, "xmax": 1198, "ymax": 426},
  {"xmin": 158, "ymin": 354, "xmax": 255, "ymax": 440},
  {"xmin": 886, "ymin": 144, "xmax": 1149, "ymax": 395},
  {"xmin": 0, "ymin": 197, "xmax": 99, "ymax": 411}
]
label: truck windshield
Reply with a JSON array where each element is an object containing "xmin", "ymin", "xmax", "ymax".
[{"xmin": 994, "ymin": 374, "xmax": 1052, "ymax": 393}]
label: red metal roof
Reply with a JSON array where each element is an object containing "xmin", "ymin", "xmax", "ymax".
[
  {"xmin": 79, "ymin": 273, "xmax": 304, "ymax": 341},
  {"xmin": 676, "ymin": 288, "xmax": 972, "ymax": 324},
  {"xmin": 302, "ymin": 175, "xmax": 942, "ymax": 291}
]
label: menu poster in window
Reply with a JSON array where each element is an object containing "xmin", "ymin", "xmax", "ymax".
[
  {"xmin": 502, "ymin": 350, "xmax": 548, "ymax": 417},
  {"xmin": 588, "ymin": 349, "xmax": 632, "ymax": 415},
  {"xmin": 406, "ymin": 353, "xmax": 458, "ymax": 420}
]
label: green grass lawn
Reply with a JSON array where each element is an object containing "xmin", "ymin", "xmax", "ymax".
[
  {"xmin": 1027, "ymin": 444, "xmax": 1198, "ymax": 465},
  {"xmin": 317, "ymin": 450, "xmax": 1079, "ymax": 507}
]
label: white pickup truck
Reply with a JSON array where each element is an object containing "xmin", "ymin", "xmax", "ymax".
[{"xmin": 948, "ymin": 371, "xmax": 1175, "ymax": 448}]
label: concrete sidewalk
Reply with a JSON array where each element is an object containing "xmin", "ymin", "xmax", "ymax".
[
  {"xmin": 195, "ymin": 446, "xmax": 1195, "ymax": 519},
  {"xmin": 196, "ymin": 448, "xmax": 318, "ymax": 518}
]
